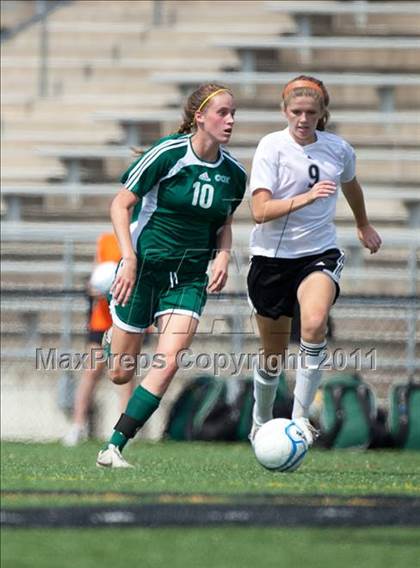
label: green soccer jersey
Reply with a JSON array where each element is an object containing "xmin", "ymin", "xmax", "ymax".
[{"xmin": 121, "ymin": 133, "xmax": 247, "ymax": 273}]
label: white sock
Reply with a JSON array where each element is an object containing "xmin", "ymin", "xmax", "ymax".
[
  {"xmin": 292, "ymin": 339, "xmax": 327, "ymax": 420},
  {"xmin": 253, "ymin": 366, "xmax": 280, "ymax": 425}
]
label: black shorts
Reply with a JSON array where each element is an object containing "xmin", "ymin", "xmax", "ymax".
[{"xmin": 247, "ymin": 248, "xmax": 344, "ymax": 320}]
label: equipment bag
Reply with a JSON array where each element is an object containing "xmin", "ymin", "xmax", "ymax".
[
  {"xmin": 191, "ymin": 377, "xmax": 233, "ymax": 441},
  {"xmin": 169, "ymin": 376, "xmax": 248, "ymax": 441},
  {"xmin": 165, "ymin": 375, "xmax": 219, "ymax": 440},
  {"xmin": 389, "ymin": 382, "xmax": 420, "ymax": 450},
  {"xmin": 320, "ymin": 373, "xmax": 377, "ymax": 449},
  {"xmin": 165, "ymin": 375, "xmax": 238, "ymax": 441},
  {"xmin": 166, "ymin": 373, "xmax": 293, "ymax": 442}
]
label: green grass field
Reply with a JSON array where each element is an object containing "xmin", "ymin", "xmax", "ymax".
[
  {"xmin": 3, "ymin": 527, "xmax": 420, "ymax": 568},
  {"xmin": 2, "ymin": 441, "xmax": 420, "ymax": 501},
  {"xmin": 2, "ymin": 441, "xmax": 420, "ymax": 568}
]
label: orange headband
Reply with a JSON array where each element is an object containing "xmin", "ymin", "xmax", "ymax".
[{"xmin": 282, "ymin": 80, "xmax": 324, "ymax": 99}]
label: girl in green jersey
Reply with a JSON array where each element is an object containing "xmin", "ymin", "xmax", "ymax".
[{"xmin": 97, "ymin": 84, "xmax": 246, "ymax": 468}]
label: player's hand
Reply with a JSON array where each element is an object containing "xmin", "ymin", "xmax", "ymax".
[
  {"xmin": 357, "ymin": 224, "xmax": 382, "ymax": 254},
  {"xmin": 307, "ymin": 180, "xmax": 336, "ymax": 203},
  {"xmin": 110, "ymin": 256, "xmax": 137, "ymax": 306},
  {"xmin": 208, "ymin": 251, "xmax": 229, "ymax": 293}
]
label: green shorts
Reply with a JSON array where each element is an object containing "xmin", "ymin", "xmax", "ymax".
[{"xmin": 110, "ymin": 264, "xmax": 208, "ymax": 333}]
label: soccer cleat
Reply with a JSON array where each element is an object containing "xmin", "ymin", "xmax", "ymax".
[
  {"xmin": 96, "ymin": 444, "xmax": 134, "ymax": 469},
  {"xmin": 102, "ymin": 327, "xmax": 112, "ymax": 360},
  {"xmin": 62, "ymin": 425, "xmax": 88, "ymax": 447},
  {"xmin": 248, "ymin": 406, "xmax": 263, "ymax": 447},
  {"xmin": 293, "ymin": 417, "xmax": 319, "ymax": 447}
]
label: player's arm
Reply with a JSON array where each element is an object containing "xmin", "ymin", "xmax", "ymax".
[
  {"xmin": 341, "ymin": 176, "xmax": 382, "ymax": 254},
  {"xmin": 208, "ymin": 216, "xmax": 232, "ymax": 293},
  {"xmin": 109, "ymin": 187, "xmax": 140, "ymax": 306},
  {"xmin": 252, "ymin": 181, "xmax": 336, "ymax": 224}
]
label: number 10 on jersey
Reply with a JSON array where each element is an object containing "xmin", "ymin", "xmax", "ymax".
[{"xmin": 192, "ymin": 181, "xmax": 214, "ymax": 209}]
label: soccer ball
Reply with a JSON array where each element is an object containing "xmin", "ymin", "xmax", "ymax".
[
  {"xmin": 253, "ymin": 418, "xmax": 308, "ymax": 472},
  {"xmin": 89, "ymin": 261, "xmax": 117, "ymax": 294}
]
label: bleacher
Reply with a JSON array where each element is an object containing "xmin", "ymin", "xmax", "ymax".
[{"xmin": 1, "ymin": 0, "xmax": 419, "ymax": 417}]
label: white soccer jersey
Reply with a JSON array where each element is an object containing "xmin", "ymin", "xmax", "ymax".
[{"xmin": 249, "ymin": 128, "xmax": 356, "ymax": 258}]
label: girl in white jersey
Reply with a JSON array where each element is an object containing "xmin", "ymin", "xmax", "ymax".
[
  {"xmin": 247, "ymin": 75, "xmax": 382, "ymax": 447},
  {"xmin": 96, "ymin": 84, "xmax": 246, "ymax": 468}
]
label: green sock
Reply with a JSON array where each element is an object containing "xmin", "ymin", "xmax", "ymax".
[
  {"xmin": 109, "ymin": 430, "xmax": 127, "ymax": 450},
  {"xmin": 109, "ymin": 385, "xmax": 161, "ymax": 451},
  {"xmin": 126, "ymin": 385, "xmax": 161, "ymax": 420}
]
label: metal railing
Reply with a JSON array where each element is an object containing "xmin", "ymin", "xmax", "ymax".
[{"xmin": 2, "ymin": 291, "xmax": 419, "ymax": 382}]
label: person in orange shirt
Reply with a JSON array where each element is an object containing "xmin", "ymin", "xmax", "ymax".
[{"xmin": 63, "ymin": 232, "xmax": 135, "ymax": 446}]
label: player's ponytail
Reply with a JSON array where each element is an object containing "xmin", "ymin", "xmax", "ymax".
[
  {"xmin": 177, "ymin": 83, "xmax": 232, "ymax": 134},
  {"xmin": 282, "ymin": 75, "xmax": 330, "ymax": 131}
]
